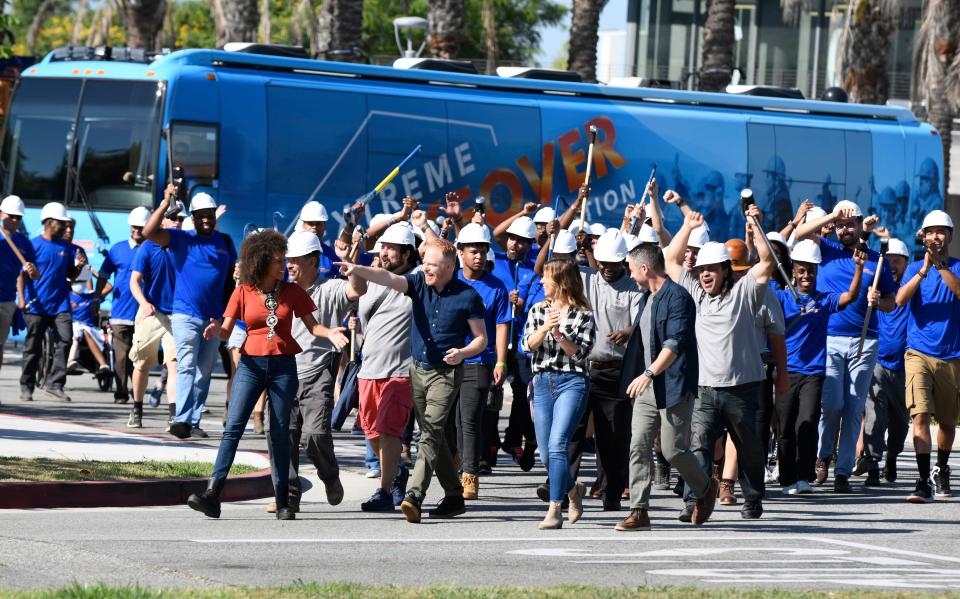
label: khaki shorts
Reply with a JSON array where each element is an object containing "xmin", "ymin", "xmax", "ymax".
[
  {"xmin": 905, "ymin": 349, "xmax": 960, "ymax": 425},
  {"xmin": 129, "ymin": 309, "xmax": 176, "ymax": 370},
  {"xmin": 0, "ymin": 301, "xmax": 16, "ymax": 345}
]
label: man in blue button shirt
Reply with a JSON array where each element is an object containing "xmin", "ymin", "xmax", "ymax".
[
  {"xmin": 0, "ymin": 195, "xmax": 38, "ymax": 376},
  {"xmin": 144, "ymin": 185, "xmax": 237, "ymax": 439},
  {"xmin": 97, "ymin": 206, "xmax": 150, "ymax": 403},
  {"xmin": 338, "ymin": 237, "xmax": 487, "ymax": 523},
  {"xmin": 895, "ymin": 210, "xmax": 960, "ymax": 503},
  {"xmin": 20, "ymin": 202, "xmax": 82, "ymax": 402},
  {"xmin": 795, "ymin": 200, "xmax": 896, "ymax": 493}
]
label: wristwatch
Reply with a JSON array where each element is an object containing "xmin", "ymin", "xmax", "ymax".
[{"xmin": 643, "ymin": 368, "xmax": 655, "ymax": 378}]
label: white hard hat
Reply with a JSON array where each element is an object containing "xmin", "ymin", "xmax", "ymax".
[
  {"xmin": 790, "ymin": 239, "xmax": 822, "ymax": 264},
  {"xmin": 766, "ymin": 231, "xmax": 788, "ymax": 247},
  {"xmin": 593, "ymin": 229, "xmax": 627, "ymax": 262},
  {"xmin": 921, "ymin": 209, "xmax": 954, "ymax": 230},
  {"xmin": 886, "ymin": 238, "xmax": 910, "ymax": 257},
  {"xmin": 286, "ymin": 230, "xmax": 322, "ymax": 258},
  {"xmin": 381, "ymin": 222, "xmax": 417, "ymax": 246},
  {"xmin": 189, "ymin": 192, "xmax": 217, "ymax": 212},
  {"xmin": 369, "ymin": 213, "xmax": 392, "ymax": 228},
  {"xmin": 127, "ymin": 206, "xmax": 151, "ymax": 227},
  {"xmin": 300, "ymin": 201, "xmax": 328, "ymax": 222},
  {"xmin": 40, "ymin": 202, "xmax": 70, "ymax": 222},
  {"xmin": 688, "ymin": 225, "xmax": 710, "ymax": 249},
  {"xmin": 371, "ymin": 240, "xmax": 382, "ymax": 254},
  {"xmin": 456, "ymin": 222, "xmax": 491, "ymax": 246},
  {"xmin": 623, "ymin": 233, "xmax": 641, "ymax": 252},
  {"xmin": 588, "ymin": 223, "xmax": 606, "ymax": 237},
  {"xmin": 805, "ymin": 206, "xmax": 827, "ymax": 221},
  {"xmin": 506, "ymin": 216, "xmax": 537, "ymax": 239},
  {"xmin": 636, "ymin": 224, "xmax": 659, "ymax": 244},
  {"xmin": 568, "ymin": 219, "xmax": 586, "ymax": 236},
  {"xmin": 0, "ymin": 195, "xmax": 24, "ymax": 216},
  {"xmin": 182, "ymin": 216, "xmax": 195, "ymax": 231},
  {"xmin": 693, "ymin": 241, "xmax": 731, "ymax": 268},
  {"xmin": 552, "ymin": 229, "xmax": 578, "ymax": 254},
  {"xmin": 533, "ymin": 206, "xmax": 556, "ymax": 224},
  {"xmin": 833, "ymin": 200, "xmax": 863, "ymax": 218}
]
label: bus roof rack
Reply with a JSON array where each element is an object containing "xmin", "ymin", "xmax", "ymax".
[
  {"xmin": 49, "ymin": 46, "xmax": 167, "ymax": 63},
  {"xmin": 726, "ymin": 84, "xmax": 804, "ymax": 100},
  {"xmin": 393, "ymin": 57, "xmax": 477, "ymax": 75},
  {"xmin": 606, "ymin": 77, "xmax": 679, "ymax": 89},
  {"xmin": 223, "ymin": 43, "xmax": 310, "ymax": 59},
  {"xmin": 496, "ymin": 66, "xmax": 582, "ymax": 83}
]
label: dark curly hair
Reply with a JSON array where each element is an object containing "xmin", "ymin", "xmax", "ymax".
[{"xmin": 238, "ymin": 229, "xmax": 288, "ymax": 286}]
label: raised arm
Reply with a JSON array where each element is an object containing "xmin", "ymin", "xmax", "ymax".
[
  {"xmin": 664, "ymin": 203, "xmax": 702, "ymax": 283},
  {"xmin": 559, "ymin": 185, "xmax": 589, "ymax": 230},
  {"xmin": 334, "ymin": 261, "xmax": 408, "ymax": 294},
  {"xmin": 143, "ymin": 184, "xmax": 175, "ymax": 247},
  {"xmin": 781, "ymin": 199, "xmax": 813, "ymax": 239},
  {"xmin": 494, "ymin": 202, "xmax": 538, "ymax": 247},
  {"xmin": 838, "ymin": 249, "xmax": 866, "ymax": 308},
  {"xmin": 747, "ymin": 205, "xmax": 775, "ymax": 286}
]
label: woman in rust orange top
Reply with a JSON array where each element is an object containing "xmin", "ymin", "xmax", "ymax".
[{"xmin": 187, "ymin": 230, "xmax": 348, "ymax": 521}]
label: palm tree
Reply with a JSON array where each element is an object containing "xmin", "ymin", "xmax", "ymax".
[
  {"xmin": 220, "ymin": 0, "xmax": 258, "ymax": 44},
  {"xmin": 316, "ymin": 0, "xmax": 364, "ymax": 61},
  {"xmin": 567, "ymin": 0, "xmax": 607, "ymax": 82},
  {"xmin": 428, "ymin": 0, "xmax": 465, "ymax": 59},
  {"xmin": 25, "ymin": 0, "xmax": 58, "ymax": 54},
  {"xmin": 838, "ymin": 0, "xmax": 896, "ymax": 104},
  {"xmin": 119, "ymin": 0, "xmax": 167, "ymax": 50},
  {"xmin": 699, "ymin": 0, "xmax": 735, "ymax": 92},
  {"xmin": 482, "ymin": 0, "xmax": 498, "ymax": 74},
  {"xmin": 912, "ymin": 0, "xmax": 960, "ymax": 189}
]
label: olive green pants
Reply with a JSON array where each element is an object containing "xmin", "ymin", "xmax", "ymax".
[{"xmin": 407, "ymin": 364, "xmax": 464, "ymax": 503}]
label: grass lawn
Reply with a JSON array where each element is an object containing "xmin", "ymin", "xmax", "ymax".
[
  {"xmin": 1, "ymin": 584, "xmax": 959, "ymax": 599},
  {"xmin": 0, "ymin": 457, "xmax": 259, "ymax": 482}
]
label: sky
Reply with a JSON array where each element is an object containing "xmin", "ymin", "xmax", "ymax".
[{"xmin": 536, "ymin": 0, "xmax": 627, "ymax": 68}]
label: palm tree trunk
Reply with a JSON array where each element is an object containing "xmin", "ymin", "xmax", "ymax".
[
  {"xmin": 259, "ymin": 0, "xmax": 270, "ymax": 43},
  {"xmin": 699, "ymin": 0, "xmax": 735, "ymax": 92},
  {"xmin": 317, "ymin": 0, "xmax": 363, "ymax": 62},
  {"xmin": 482, "ymin": 0, "xmax": 498, "ymax": 74},
  {"xmin": 86, "ymin": 7, "xmax": 102, "ymax": 45},
  {"xmin": 428, "ymin": 0, "xmax": 464, "ymax": 59},
  {"xmin": 222, "ymin": 0, "xmax": 259, "ymax": 43},
  {"xmin": 303, "ymin": 0, "xmax": 319, "ymax": 56},
  {"xmin": 210, "ymin": 0, "xmax": 227, "ymax": 47},
  {"xmin": 841, "ymin": 0, "xmax": 895, "ymax": 104},
  {"xmin": 26, "ymin": 0, "xmax": 57, "ymax": 54},
  {"xmin": 71, "ymin": 0, "xmax": 88, "ymax": 46},
  {"xmin": 91, "ymin": 1, "xmax": 114, "ymax": 47},
  {"xmin": 567, "ymin": 0, "xmax": 607, "ymax": 82},
  {"xmin": 122, "ymin": 0, "xmax": 167, "ymax": 50}
]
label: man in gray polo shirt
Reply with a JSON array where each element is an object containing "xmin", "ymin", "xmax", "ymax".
[
  {"xmin": 275, "ymin": 230, "xmax": 366, "ymax": 512},
  {"xmin": 664, "ymin": 199, "xmax": 776, "ymax": 520}
]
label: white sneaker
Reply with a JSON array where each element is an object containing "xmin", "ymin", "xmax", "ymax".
[
  {"xmin": 781, "ymin": 483, "xmax": 799, "ymax": 495},
  {"xmin": 765, "ymin": 464, "xmax": 780, "ymax": 484},
  {"xmin": 365, "ymin": 470, "xmax": 381, "ymax": 479},
  {"xmin": 796, "ymin": 480, "xmax": 813, "ymax": 494}
]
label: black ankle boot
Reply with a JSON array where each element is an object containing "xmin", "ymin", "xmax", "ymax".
[
  {"xmin": 275, "ymin": 485, "xmax": 295, "ymax": 520},
  {"xmin": 188, "ymin": 477, "xmax": 225, "ymax": 518}
]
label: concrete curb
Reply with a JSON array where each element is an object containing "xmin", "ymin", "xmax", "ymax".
[{"xmin": 0, "ymin": 468, "xmax": 275, "ymax": 509}]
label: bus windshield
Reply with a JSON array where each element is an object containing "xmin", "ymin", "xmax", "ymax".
[{"xmin": 0, "ymin": 78, "xmax": 162, "ymax": 211}]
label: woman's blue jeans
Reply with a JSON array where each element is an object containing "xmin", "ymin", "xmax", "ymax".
[
  {"xmin": 532, "ymin": 371, "xmax": 588, "ymax": 502},
  {"xmin": 212, "ymin": 354, "xmax": 299, "ymax": 505}
]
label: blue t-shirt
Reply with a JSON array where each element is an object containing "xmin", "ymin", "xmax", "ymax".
[
  {"xmin": 100, "ymin": 239, "xmax": 141, "ymax": 321},
  {"xmin": 167, "ymin": 228, "xmax": 237, "ymax": 320},
  {"xmin": 25, "ymin": 236, "xmax": 75, "ymax": 316},
  {"xmin": 133, "ymin": 240, "xmax": 176, "ymax": 315},
  {"xmin": 778, "ymin": 289, "xmax": 841, "ymax": 375},
  {"xmin": 317, "ymin": 243, "xmax": 340, "ymax": 280},
  {"xmin": 0, "ymin": 231, "xmax": 35, "ymax": 303},
  {"xmin": 458, "ymin": 270, "xmax": 511, "ymax": 366},
  {"xmin": 877, "ymin": 303, "xmax": 909, "ymax": 371},
  {"xmin": 69, "ymin": 291, "xmax": 99, "ymax": 327},
  {"xmin": 903, "ymin": 258, "xmax": 960, "ymax": 360},
  {"xmin": 819, "ymin": 237, "xmax": 895, "ymax": 338},
  {"xmin": 492, "ymin": 252, "xmax": 537, "ymax": 347},
  {"xmin": 403, "ymin": 271, "xmax": 486, "ymax": 366}
]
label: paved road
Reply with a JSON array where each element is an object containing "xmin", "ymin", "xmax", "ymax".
[{"xmin": 1, "ymin": 349, "xmax": 959, "ymax": 591}]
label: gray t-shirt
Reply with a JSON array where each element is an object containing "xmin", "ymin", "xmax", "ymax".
[
  {"xmin": 358, "ymin": 281, "xmax": 413, "ymax": 380},
  {"xmin": 639, "ymin": 290, "xmax": 655, "ymax": 369},
  {"xmin": 680, "ymin": 268, "xmax": 767, "ymax": 387},
  {"xmin": 292, "ymin": 278, "xmax": 355, "ymax": 377},
  {"xmin": 757, "ymin": 286, "xmax": 786, "ymax": 363},
  {"xmin": 582, "ymin": 269, "xmax": 642, "ymax": 362}
]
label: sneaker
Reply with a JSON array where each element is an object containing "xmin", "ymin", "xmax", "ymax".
[
  {"xmin": 719, "ymin": 479, "xmax": 737, "ymax": 505},
  {"xmin": 884, "ymin": 458, "xmax": 898, "ymax": 483},
  {"xmin": 852, "ymin": 454, "xmax": 872, "ymax": 476},
  {"xmin": 814, "ymin": 458, "xmax": 829, "ymax": 485},
  {"xmin": 615, "ymin": 509, "xmax": 651, "ymax": 532},
  {"xmin": 361, "ymin": 488, "xmax": 395, "ymax": 512},
  {"xmin": 189, "ymin": 427, "xmax": 209, "ymax": 439},
  {"xmin": 43, "ymin": 387, "xmax": 71, "ymax": 402},
  {"xmin": 741, "ymin": 501, "xmax": 763, "ymax": 519},
  {"xmin": 126, "ymin": 412, "xmax": 142, "ymax": 428},
  {"xmin": 147, "ymin": 386, "xmax": 163, "ymax": 408},
  {"xmin": 781, "ymin": 483, "xmax": 799, "ymax": 495},
  {"xmin": 864, "ymin": 469, "xmax": 882, "ymax": 487},
  {"xmin": 795, "ymin": 480, "xmax": 813, "ymax": 494},
  {"xmin": 365, "ymin": 469, "xmax": 381, "ymax": 479},
  {"xmin": 907, "ymin": 478, "xmax": 934, "ymax": 504},
  {"xmin": 678, "ymin": 502, "xmax": 694, "ymax": 523},
  {"xmin": 933, "ymin": 466, "xmax": 953, "ymax": 498},
  {"xmin": 391, "ymin": 466, "xmax": 409, "ymax": 506},
  {"xmin": 834, "ymin": 474, "xmax": 852, "ymax": 494},
  {"xmin": 324, "ymin": 478, "xmax": 344, "ymax": 506},
  {"xmin": 168, "ymin": 421, "xmax": 191, "ymax": 439},
  {"xmin": 429, "ymin": 495, "xmax": 466, "ymax": 519},
  {"xmin": 400, "ymin": 493, "xmax": 421, "ymax": 523}
]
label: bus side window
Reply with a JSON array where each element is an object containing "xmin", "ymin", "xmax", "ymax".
[{"xmin": 170, "ymin": 122, "xmax": 219, "ymax": 181}]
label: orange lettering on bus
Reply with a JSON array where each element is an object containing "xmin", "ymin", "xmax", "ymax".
[
  {"xmin": 516, "ymin": 141, "xmax": 556, "ymax": 204},
  {"xmin": 480, "ymin": 168, "xmax": 524, "ymax": 212},
  {"xmin": 586, "ymin": 117, "xmax": 626, "ymax": 179},
  {"xmin": 558, "ymin": 128, "xmax": 586, "ymax": 193}
]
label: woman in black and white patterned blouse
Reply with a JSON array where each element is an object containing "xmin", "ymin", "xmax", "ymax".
[{"xmin": 521, "ymin": 258, "xmax": 595, "ymax": 529}]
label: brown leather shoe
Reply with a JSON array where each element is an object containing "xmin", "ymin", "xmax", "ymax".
[
  {"xmin": 815, "ymin": 458, "xmax": 829, "ymax": 486},
  {"xmin": 692, "ymin": 478, "xmax": 719, "ymax": 525},
  {"xmin": 462, "ymin": 472, "xmax": 479, "ymax": 500},
  {"xmin": 719, "ymin": 479, "xmax": 737, "ymax": 505},
  {"xmin": 253, "ymin": 411, "xmax": 265, "ymax": 435},
  {"xmin": 615, "ymin": 509, "xmax": 651, "ymax": 531}
]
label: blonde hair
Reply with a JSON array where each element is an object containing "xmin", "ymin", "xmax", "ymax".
[
  {"xmin": 423, "ymin": 237, "xmax": 456, "ymax": 263},
  {"xmin": 543, "ymin": 259, "xmax": 590, "ymax": 311}
]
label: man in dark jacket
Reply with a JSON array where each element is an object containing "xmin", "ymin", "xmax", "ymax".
[{"xmin": 615, "ymin": 242, "xmax": 718, "ymax": 531}]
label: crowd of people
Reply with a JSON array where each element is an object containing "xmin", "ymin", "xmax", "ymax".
[{"xmin": 0, "ymin": 172, "xmax": 957, "ymax": 528}]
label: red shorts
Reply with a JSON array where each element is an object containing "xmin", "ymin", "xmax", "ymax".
[{"xmin": 358, "ymin": 377, "xmax": 413, "ymax": 440}]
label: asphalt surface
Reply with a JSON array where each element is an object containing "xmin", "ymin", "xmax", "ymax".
[{"xmin": 1, "ymin": 348, "xmax": 959, "ymax": 591}]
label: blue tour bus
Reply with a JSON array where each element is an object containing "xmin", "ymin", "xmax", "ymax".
[{"xmin": 0, "ymin": 45, "xmax": 945, "ymax": 263}]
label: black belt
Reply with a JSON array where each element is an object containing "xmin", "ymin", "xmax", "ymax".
[{"xmin": 589, "ymin": 359, "xmax": 622, "ymax": 370}]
